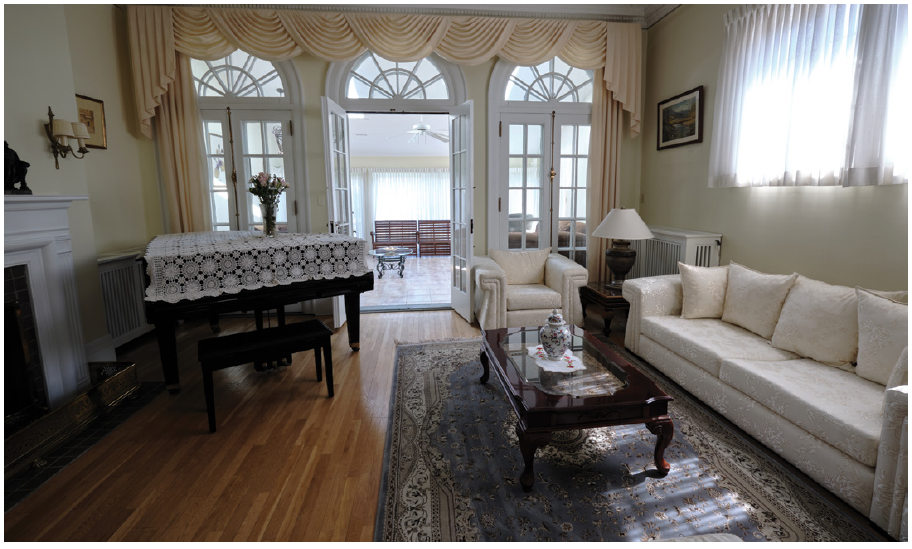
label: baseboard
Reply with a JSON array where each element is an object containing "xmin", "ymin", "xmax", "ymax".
[{"xmin": 85, "ymin": 333, "xmax": 117, "ymax": 363}]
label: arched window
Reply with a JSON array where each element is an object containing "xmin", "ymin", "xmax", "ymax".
[
  {"xmin": 504, "ymin": 58, "xmax": 593, "ymax": 103},
  {"xmin": 327, "ymin": 51, "xmax": 465, "ymax": 112},
  {"xmin": 346, "ymin": 53, "xmax": 449, "ymax": 100},
  {"xmin": 191, "ymin": 52, "xmax": 300, "ymax": 233},
  {"xmin": 191, "ymin": 53, "xmax": 286, "ymax": 98},
  {"xmin": 488, "ymin": 58, "xmax": 593, "ymax": 266}
]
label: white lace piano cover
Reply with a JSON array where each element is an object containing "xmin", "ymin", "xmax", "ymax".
[{"xmin": 144, "ymin": 231, "xmax": 370, "ymax": 303}]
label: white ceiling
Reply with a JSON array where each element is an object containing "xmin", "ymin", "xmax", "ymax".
[{"xmin": 349, "ymin": 113, "xmax": 451, "ymax": 157}]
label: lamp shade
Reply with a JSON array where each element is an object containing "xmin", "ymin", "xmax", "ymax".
[
  {"xmin": 51, "ymin": 118, "xmax": 74, "ymax": 137},
  {"xmin": 71, "ymin": 122, "xmax": 90, "ymax": 139},
  {"xmin": 591, "ymin": 208, "xmax": 654, "ymax": 240}
]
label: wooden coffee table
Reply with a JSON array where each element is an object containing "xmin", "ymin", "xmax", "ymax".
[{"xmin": 480, "ymin": 325, "xmax": 674, "ymax": 492}]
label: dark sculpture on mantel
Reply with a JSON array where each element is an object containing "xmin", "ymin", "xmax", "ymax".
[{"xmin": 5, "ymin": 141, "xmax": 32, "ymax": 195}]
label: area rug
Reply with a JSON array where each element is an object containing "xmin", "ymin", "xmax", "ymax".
[{"xmin": 375, "ymin": 339, "xmax": 883, "ymax": 542}]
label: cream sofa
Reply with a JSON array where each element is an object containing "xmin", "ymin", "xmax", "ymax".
[
  {"xmin": 623, "ymin": 263, "xmax": 908, "ymax": 540},
  {"xmin": 473, "ymin": 249, "xmax": 588, "ymax": 330}
]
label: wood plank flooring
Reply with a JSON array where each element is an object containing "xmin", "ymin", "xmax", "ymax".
[{"xmin": 4, "ymin": 311, "xmax": 481, "ymax": 542}]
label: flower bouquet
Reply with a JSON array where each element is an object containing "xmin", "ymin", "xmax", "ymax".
[{"xmin": 249, "ymin": 172, "xmax": 288, "ymax": 237}]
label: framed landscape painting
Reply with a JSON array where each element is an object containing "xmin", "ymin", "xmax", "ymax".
[
  {"xmin": 75, "ymin": 94, "xmax": 107, "ymax": 149},
  {"xmin": 657, "ymin": 86, "xmax": 703, "ymax": 150}
]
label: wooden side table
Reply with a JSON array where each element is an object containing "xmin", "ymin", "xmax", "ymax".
[{"xmin": 579, "ymin": 282, "xmax": 629, "ymax": 337}]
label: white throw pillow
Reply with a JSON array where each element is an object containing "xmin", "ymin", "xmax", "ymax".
[
  {"xmin": 770, "ymin": 276, "xmax": 858, "ymax": 371},
  {"xmin": 869, "ymin": 289, "xmax": 909, "ymax": 304},
  {"xmin": 856, "ymin": 288, "xmax": 909, "ymax": 386},
  {"xmin": 489, "ymin": 249, "xmax": 551, "ymax": 285},
  {"xmin": 679, "ymin": 262, "xmax": 729, "ymax": 319},
  {"xmin": 887, "ymin": 347, "xmax": 908, "ymax": 389},
  {"xmin": 721, "ymin": 262, "xmax": 798, "ymax": 339}
]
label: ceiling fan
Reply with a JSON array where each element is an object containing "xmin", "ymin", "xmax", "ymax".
[{"xmin": 388, "ymin": 117, "xmax": 449, "ymax": 144}]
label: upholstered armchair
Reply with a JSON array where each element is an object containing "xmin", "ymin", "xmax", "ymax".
[{"xmin": 473, "ymin": 249, "xmax": 588, "ymax": 330}]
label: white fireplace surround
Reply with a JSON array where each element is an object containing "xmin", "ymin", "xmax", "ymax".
[{"xmin": 5, "ymin": 195, "xmax": 90, "ymax": 408}]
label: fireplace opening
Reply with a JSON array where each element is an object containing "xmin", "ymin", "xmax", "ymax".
[{"xmin": 5, "ymin": 266, "xmax": 48, "ymax": 436}]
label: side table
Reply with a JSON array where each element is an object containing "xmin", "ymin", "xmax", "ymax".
[{"xmin": 579, "ymin": 282, "xmax": 629, "ymax": 337}]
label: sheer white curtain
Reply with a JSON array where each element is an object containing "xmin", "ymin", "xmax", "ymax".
[
  {"xmin": 353, "ymin": 167, "xmax": 451, "ymax": 236},
  {"xmin": 709, "ymin": 4, "xmax": 909, "ymax": 188}
]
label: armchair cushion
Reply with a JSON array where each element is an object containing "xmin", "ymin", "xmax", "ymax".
[
  {"xmin": 505, "ymin": 285, "xmax": 562, "ymax": 311},
  {"xmin": 489, "ymin": 248, "xmax": 551, "ymax": 285}
]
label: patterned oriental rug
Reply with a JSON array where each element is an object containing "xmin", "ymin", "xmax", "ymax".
[{"xmin": 375, "ymin": 339, "xmax": 885, "ymax": 542}]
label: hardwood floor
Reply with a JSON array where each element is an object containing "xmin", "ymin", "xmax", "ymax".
[{"xmin": 3, "ymin": 311, "xmax": 481, "ymax": 542}]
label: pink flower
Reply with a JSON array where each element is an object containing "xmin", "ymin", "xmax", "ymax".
[{"xmin": 258, "ymin": 172, "xmax": 267, "ymax": 183}]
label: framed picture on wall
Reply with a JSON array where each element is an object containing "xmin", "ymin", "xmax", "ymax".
[
  {"xmin": 75, "ymin": 94, "xmax": 107, "ymax": 149},
  {"xmin": 657, "ymin": 86, "xmax": 703, "ymax": 150}
]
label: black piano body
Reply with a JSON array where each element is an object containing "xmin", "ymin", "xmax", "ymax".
[{"xmin": 143, "ymin": 268, "xmax": 374, "ymax": 393}]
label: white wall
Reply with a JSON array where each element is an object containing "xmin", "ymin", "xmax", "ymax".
[
  {"xmin": 4, "ymin": 5, "xmax": 108, "ymax": 341},
  {"xmin": 641, "ymin": 4, "xmax": 907, "ymax": 290}
]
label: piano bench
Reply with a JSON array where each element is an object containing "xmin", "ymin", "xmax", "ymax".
[{"xmin": 197, "ymin": 319, "xmax": 334, "ymax": 433}]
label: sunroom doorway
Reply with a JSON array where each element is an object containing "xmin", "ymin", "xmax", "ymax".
[
  {"xmin": 350, "ymin": 112, "xmax": 452, "ymax": 311},
  {"xmin": 325, "ymin": 51, "xmax": 473, "ymax": 318}
]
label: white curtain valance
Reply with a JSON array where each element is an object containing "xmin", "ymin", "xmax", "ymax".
[{"xmin": 128, "ymin": 6, "xmax": 642, "ymax": 138}]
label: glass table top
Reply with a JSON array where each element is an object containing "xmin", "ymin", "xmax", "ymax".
[
  {"xmin": 499, "ymin": 329, "xmax": 628, "ymax": 398},
  {"xmin": 368, "ymin": 247, "xmax": 413, "ymax": 258}
]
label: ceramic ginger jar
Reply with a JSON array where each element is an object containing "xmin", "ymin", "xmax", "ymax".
[{"xmin": 539, "ymin": 309, "xmax": 571, "ymax": 360}]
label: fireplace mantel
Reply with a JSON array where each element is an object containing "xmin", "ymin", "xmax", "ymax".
[{"xmin": 5, "ymin": 194, "xmax": 90, "ymax": 408}]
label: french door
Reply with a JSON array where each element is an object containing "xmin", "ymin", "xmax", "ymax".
[
  {"xmin": 450, "ymin": 100, "xmax": 474, "ymax": 322},
  {"xmin": 201, "ymin": 109, "xmax": 297, "ymax": 233},
  {"xmin": 321, "ymin": 97, "xmax": 355, "ymax": 328},
  {"xmin": 496, "ymin": 113, "xmax": 589, "ymax": 266}
]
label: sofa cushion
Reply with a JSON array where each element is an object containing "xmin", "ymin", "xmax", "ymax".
[
  {"xmin": 505, "ymin": 284, "xmax": 561, "ymax": 311},
  {"xmin": 679, "ymin": 262, "xmax": 729, "ymax": 319},
  {"xmin": 770, "ymin": 276, "xmax": 858, "ymax": 371},
  {"xmin": 719, "ymin": 358, "xmax": 884, "ymax": 467},
  {"xmin": 490, "ymin": 248, "xmax": 551, "ymax": 285},
  {"xmin": 856, "ymin": 288, "xmax": 909, "ymax": 386},
  {"xmin": 641, "ymin": 316, "xmax": 799, "ymax": 377},
  {"xmin": 721, "ymin": 263, "xmax": 798, "ymax": 339}
]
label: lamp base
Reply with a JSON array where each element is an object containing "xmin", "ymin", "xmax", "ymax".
[{"xmin": 606, "ymin": 239, "xmax": 636, "ymax": 290}]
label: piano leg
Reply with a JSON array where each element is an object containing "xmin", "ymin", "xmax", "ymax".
[
  {"xmin": 344, "ymin": 293, "xmax": 361, "ymax": 351},
  {"xmin": 155, "ymin": 320, "xmax": 181, "ymax": 393}
]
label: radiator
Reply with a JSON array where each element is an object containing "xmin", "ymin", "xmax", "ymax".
[
  {"xmin": 628, "ymin": 226, "xmax": 722, "ymax": 279},
  {"xmin": 97, "ymin": 250, "xmax": 153, "ymax": 348}
]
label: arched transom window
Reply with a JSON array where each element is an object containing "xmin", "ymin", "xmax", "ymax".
[
  {"xmin": 505, "ymin": 58, "xmax": 593, "ymax": 103},
  {"xmin": 346, "ymin": 52, "xmax": 449, "ymax": 101},
  {"xmin": 191, "ymin": 52, "xmax": 286, "ymax": 98}
]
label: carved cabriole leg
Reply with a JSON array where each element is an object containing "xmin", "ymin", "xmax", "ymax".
[
  {"xmin": 479, "ymin": 348, "xmax": 490, "ymax": 384},
  {"xmin": 646, "ymin": 419, "xmax": 674, "ymax": 477},
  {"xmin": 517, "ymin": 426, "xmax": 552, "ymax": 492}
]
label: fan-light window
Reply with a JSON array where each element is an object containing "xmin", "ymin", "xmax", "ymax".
[
  {"xmin": 505, "ymin": 58, "xmax": 593, "ymax": 103},
  {"xmin": 191, "ymin": 53, "xmax": 285, "ymax": 98},
  {"xmin": 346, "ymin": 53, "xmax": 450, "ymax": 100}
]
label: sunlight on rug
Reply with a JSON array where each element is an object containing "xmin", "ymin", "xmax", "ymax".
[{"xmin": 375, "ymin": 340, "xmax": 880, "ymax": 542}]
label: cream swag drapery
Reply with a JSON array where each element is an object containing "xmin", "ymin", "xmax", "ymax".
[{"xmin": 127, "ymin": 5, "xmax": 642, "ymax": 138}]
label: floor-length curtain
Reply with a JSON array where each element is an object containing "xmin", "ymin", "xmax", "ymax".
[
  {"xmin": 586, "ymin": 69, "xmax": 624, "ymax": 282},
  {"xmin": 154, "ymin": 52, "xmax": 211, "ymax": 233},
  {"xmin": 355, "ymin": 168, "xmax": 450, "ymax": 239}
]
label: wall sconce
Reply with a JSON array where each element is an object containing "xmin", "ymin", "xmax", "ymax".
[{"xmin": 44, "ymin": 106, "xmax": 89, "ymax": 169}]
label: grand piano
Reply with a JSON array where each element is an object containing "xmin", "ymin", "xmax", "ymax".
[{"xmin": 142, "ymin": 231, "xmax": 374, "ymax": 393}]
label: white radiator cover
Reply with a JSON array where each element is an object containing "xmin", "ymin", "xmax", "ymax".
[
  {"xmin": 629, "ymin": 226, "xmax": 722, "ymax": 279},
  {"xmin": 97, "ymin": 248, "xmax": 153, "ymax": 348}
]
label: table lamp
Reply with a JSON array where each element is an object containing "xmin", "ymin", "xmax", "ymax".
[{"xmin": 591, "ymin": 208, "xmax": 654, "ymax": 289}]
